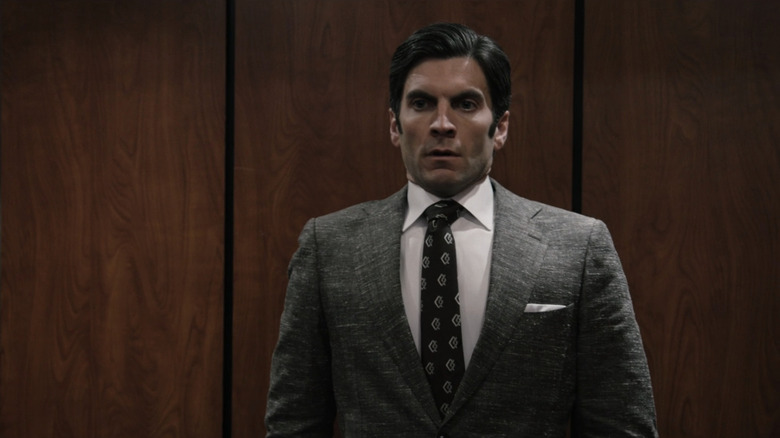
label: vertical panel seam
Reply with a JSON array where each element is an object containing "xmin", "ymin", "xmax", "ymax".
[
  {"xmin": 223, "ymin": 0, "xmax": 236, "ymax": 436},
  {"xmin": 573, "ymin": 0, "xmax": 585, "ymax": 213}
]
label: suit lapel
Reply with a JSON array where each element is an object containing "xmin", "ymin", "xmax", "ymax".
[
  {"xmin": 353, "ymin": 188, "xmax": 441, "ymax": 424},
  {"xmin": 447, "ymin": 181, "xmax": 548, "ymax": 418}
]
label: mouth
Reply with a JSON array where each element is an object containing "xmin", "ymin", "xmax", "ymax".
[{"xmin": 426, "ymin": 148, "xmax": 459, "ymax": 157}]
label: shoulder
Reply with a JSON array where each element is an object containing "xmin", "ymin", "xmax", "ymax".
[
  {"xmin": 491, "ymin": 180, "xmax": 609, "ymax": 245},
  {"xmin": 493, "ymin": 180, "xmax": 598, "ymax": 227},
  {"xmin": 302, "ymin": 187, "xmax": 407, "ymax": 236}
]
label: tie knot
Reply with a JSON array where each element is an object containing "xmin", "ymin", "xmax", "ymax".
[{"xmin": 424, "ymin": 200, "xmax": 463, "ymax": 228}]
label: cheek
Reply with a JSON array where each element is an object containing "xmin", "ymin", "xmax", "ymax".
[
  {"xmin": 398, "ymin": 140, "xmax": 418, "ymax": 164},
  {"xmin": 468, "ymin": 134, "xmax": 496, "ymax": 158},
  {"xmin": 400, "ymin": 134, "xmax": 422, "ymax": 153}
]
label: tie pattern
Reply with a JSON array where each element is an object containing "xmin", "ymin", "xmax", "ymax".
[{"xmin": 420, "ymin": 200, "xmax": 464, "ymax": 418}]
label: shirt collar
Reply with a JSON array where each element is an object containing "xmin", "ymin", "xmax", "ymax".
[{"xmin": 403, "ymin": 177, "xmax": 494, "ymax": 232}]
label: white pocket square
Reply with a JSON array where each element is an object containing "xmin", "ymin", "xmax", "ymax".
[{"xmin": 524, "ymin": 303, "xmax": 567, "ymax": 313}]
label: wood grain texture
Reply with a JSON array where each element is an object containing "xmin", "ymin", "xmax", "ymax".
[
  {"xmin": 583, "ymin": 1, "xmax": 780, "ymax": 436},
  {"xmin": 1, "ymin": 1, "xmax": 225, "ymax": 437},
  {"xmin": 232, "ymin": 1, "xmax": 573, "ymax": 435}
]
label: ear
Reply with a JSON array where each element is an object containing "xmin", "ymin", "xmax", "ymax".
[
  {"xmin": 389, "ymin": 108, "xmax": 401, "ymax": 147},
  {"xmin": 492, "ymin": 111, "xmax": 510, "ymax": 151}
]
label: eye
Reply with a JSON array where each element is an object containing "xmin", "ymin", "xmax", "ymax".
[
  {"xmin": 410, "ymin": 98, "xmax": 429, "ymax": 110},
  {"xmin": 457, "ymin": 100, "xmax": 478, "ymax": 111}
]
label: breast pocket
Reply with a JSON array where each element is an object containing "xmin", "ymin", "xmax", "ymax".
[
  {"xmin": 504, "ymin": 302, "xmax": 576, "ymax": 375},
  {"xmin": 518, "ymin": 302, "xmax": 575, "ymax": 343},
  {"xmin": 483, "ymin": 302, "xmax": 577, "ymax": 411}
]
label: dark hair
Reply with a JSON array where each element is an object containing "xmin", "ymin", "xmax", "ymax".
[{"xmin": 389, "ymin": 23, "xmax": 511, "ymax": 136}]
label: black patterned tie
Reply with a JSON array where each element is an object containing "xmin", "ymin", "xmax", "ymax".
[{"xmin": 420, "ymin": 200, "xmax": 465, "ymax": 418}]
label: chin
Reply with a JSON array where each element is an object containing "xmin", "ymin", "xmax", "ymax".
[{"xmin": 419, "ymin": 179, "xmax": 464, "ymax": 198}]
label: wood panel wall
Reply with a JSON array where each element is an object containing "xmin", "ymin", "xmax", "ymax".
[
  {"xmin": 1, "ymin": 1, "xmax": 225, "ymax": 437},
  {"xmin": 3, "ymin": 1, "xmax": 778, "ymax": 437},
  {"xmin": 232, "ymin": 1, "xmax": 573, "ymax": 435},
  {"xmin": 583, "ymin": 1, "xmax": 780, "ymax": 437}
]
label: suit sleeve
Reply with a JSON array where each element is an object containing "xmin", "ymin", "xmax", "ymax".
[
  {"xmin": 265, "ymin": 218, "xmax": 336, "ymax": 437},
  {"xmin": 572, "ymin": 220, "xmax": 658, "ymax": 437}
]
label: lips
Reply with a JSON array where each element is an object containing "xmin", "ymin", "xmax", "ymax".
[{"xmin": 426, "ymin": 148, "xmax": 459, "ymax": 157}]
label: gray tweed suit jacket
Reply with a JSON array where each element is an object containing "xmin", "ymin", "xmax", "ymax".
[{"xmin": 266, "ymin": 180, "xmax": 657, "ymax": 437}]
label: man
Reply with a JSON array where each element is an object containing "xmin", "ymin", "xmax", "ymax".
[{"xmin": 266, "ymin": 23, "xmax": 657, "ymax": 437}]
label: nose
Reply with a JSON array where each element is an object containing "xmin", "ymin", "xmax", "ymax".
[{"xmin": 430, "ymin": 103, "xmax": 456, "ymax": 138}]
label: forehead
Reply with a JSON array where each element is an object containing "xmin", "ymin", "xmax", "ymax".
[{"xmin": 403, "ymin": 57, "xmax": 490, "ymax": 99}]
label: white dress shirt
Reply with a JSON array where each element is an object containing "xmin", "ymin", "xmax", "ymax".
[{"xmin": 400, "ymin": 177, "xmax": 494, "ymax": 368}]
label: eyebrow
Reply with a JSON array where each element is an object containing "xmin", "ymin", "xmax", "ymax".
[
  {"xmin": 453, "ymin": 89, "xmax": 486, "ymax": 104},
  {"xmin": 405, "ymin": 89, "xmax": 435, "ymax": 102},
  {"xmin": 404, "ymin": 89, "xmax": 486, "ymax": 104}
]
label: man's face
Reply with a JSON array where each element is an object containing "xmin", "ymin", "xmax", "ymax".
[{"xmin": 390, "ymin": 57, "xmax": 509, "ymax": 198}]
